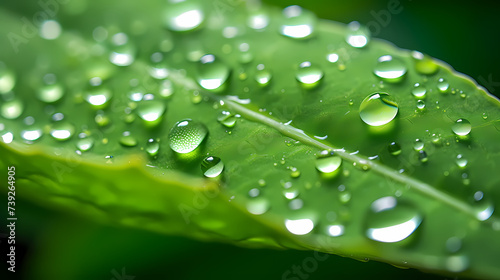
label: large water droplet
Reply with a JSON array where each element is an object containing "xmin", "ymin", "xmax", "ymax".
[
  {"xmin": 201, "ymin": 156, "xmax": 224, "ymax": 178},
  {"xmin": 374, "ymin": 55, "xmax": 407, "ymax": 82},
  {"xmin": 365, "ymin": 196, "xmax": 422, "ymax": 243},
  {"xmin": 197, "ymin": 54, "xmax": 230, "ymax": 91},
  {"xmin": 359, "ymin": 93, "xmax": 398, "ymax": 126},
  {"xmin": 50, "ymin": 122, "xmax": 75, "ymax": 141},
  {"xmin": 164, "ymin": 0, "xmax": 204, "ymax": 32},
  {"xmin": 346, "ymin": 21, "xmax": 370, "ymax": 48},
  {"xmin": 169, "ymin": 119, "xmax": 208, "ymax": 153},
  {"xmin": 285, "ymin": 218, "xmax": 314, "ymax": 235},
  {"xmin": 452, "ymin": 119, "xmax": 471, "ymax": 136},
  {"xmin": 296, "ymin": 61, "xmax": 323, "ymax": 88},
  {"xmin": 315, "ymin": 150, "xmax": 342, "ymax": 173},
  {"xmin": 136, "ymin": 100, "xmax": 166, "ymax": 125},
  {"xmin": 1, "ymin": 99, "xmax": 23, "ymax": 119},
  {"xmin": 279, "ymin": 5, "xmax": 316, "ymax": 39},
  {"xmin": 0, "ymin": 63, "xmax": 15, "ymax": 94}
]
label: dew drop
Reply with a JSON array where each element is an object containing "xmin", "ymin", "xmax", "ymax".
[
  {"xmin": 201, "ymin": 156, "xmax": 224, "ymax": 178},
  {"xmin": 411, "ymin": 51, "xmax": 438, "ymax": 75},
  {"xmin": 136, "ymin": 100, "xmax": 166, "ymax": 125},
  {"xmin": 365, "ymin": 196, "xmax": 422, "ymax": 243},
  {"xmin": 248, "ymin": 13, "xmax": 269, "ymax": 30},
  {"xmin": 1, "ymin": 132, "xmax": 13, "ymax": 143},
  {"xmin": 76, "ymin": 137, "xmax": 94, "ymax": 152},
  {"xmin": 437, "ymin": 78, "xmax": 449, "ymax": 93},
  {"xmin": 346, "ymin": 21, "xmax": 370, "ymax": 48},
  {"xmin": 418, "ymin": 150, "xmax": 428, "ymax": 163},
  {"xmin": 326, "ymin": 53, "xmax": 339, "ymax": 63},
  {"xmin": 359, "ymin": 93, "xmax": 398, "ymax": 126},
  {"xmin": 255, "ymin": 65, "xmax": 272, "ymax": 86},
  {"xmin": 159, "ymin": 80, "xmax": 174, "ymax": 98},
  {"xmin": 285, "ymin": 218, "xmax": 314, "ymax": 235},
  {"xmin": 169, "ymin": 119, "xmax": 207, "ymax": 153},
  {"xmin": 37, "ymin": 81, "xmax": 64, "ymax": 103},
  {"xmin": 85, "ymin": 85, "xmax": 112, "ymax": 108},
  {"xmin": 388, "ymin": 142, "xmax": 401, "ymax": 156},
  {"xmin": 248, "ymin": 188, "xmax": 260, "ymax": 198},
  {"xmin": 217, "ymin": 111, "xmax": 237, "ymax": 128},
  {"xmin": 473, "ymin": 192, "xmax": 494, "ymax": 221},
  {"xmin": 289, "ymin": 198, "xmax": 304, "ymax": 210},
  {"xmin": 50, "ymin": 122, "xmax": 75, "ymax": 141},
  {"xmin": 456, "ymin": 154, "xmax": 468, "ymax": 168},
  {"xmin": 411, "ymin": 83, "xmax": 427, "ymax": 98},
  {"xmin": 109, "ymin": 33, "xmax": 135, "ymax": 66},
  {"xmin": 1, "ymin": 99, "xmax": 23, "ymax": 119},
  {"xmin": 413, "ymin": 139, "xmax": 424, "ymax": 151},
  {"xmin": 279, "ymin": 5, "xmax": 316, "ymax": 39},
  {"xmin": 296, "ymin": 61, "xmax": 323, "ymax": 88},
  {"xmin": 40, "ymin": 20, "xmax": 62, "ymax": 40},
  {"xmin": 290, "ymin": 167, "xmax": 301, "ymax": 178},
  {"xmin": 21, "ymin": 128, "xmax": 42, "ymax": 141},
  {"xmin": 416, "ymin": 100, "xmax": 426, "ymax": 110},
  {"xmin": 452, "ymin": 119, "xmax": 471, "ymax": 136},
  {"xmin": 197, "ymin": 54, "xmax": 230, "ymax": 91},
  {"xmin": 0, "ymin": 63, "xmax": 16, "ymax": 94},
  {"xmin": 119, "ymin": 131, "xmax": 138, "ymax": 147},
  {"xmin": 373, "ymin": 55, "xmax": 407, "ymax": 82},
  {"xmin": 94, "ymin": 112, "xmax": 110, "ymax": 127},
  {"xmin": 163, "ymin": 0, "xmax": 204, "ymax": 32},
  {"xmin": 445, "ymin": 255, "xmax": 469, "ymax": 273},
  {"xmin": 283, "ymin": 188, "xmax": 299, "ymax": 200},
  {"xmin": 246, "ymin": 198, "xmax": 270, "ymax": 215},
  {"xmin": 327, "ymin": 225, "xmax": 344, "ymax": 237},
  {"xmin": 315, "ymin": 150, "xmax": 342, "ymax": 173}
]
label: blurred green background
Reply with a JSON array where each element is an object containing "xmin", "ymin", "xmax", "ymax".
[{"xmin": 1, "ymin": 0, "xmax": 499, "ymax": 279}]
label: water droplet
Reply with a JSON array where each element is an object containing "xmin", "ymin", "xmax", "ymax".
[
  {"xmin": 452, "ymin": 119, "xmax": 471, "ymax": 136},
  {"xmin": 163, "ymin": 0, "xmax": 204, "ymax": 32},
  {"xmin": 289, "ymin": 198, "xmax": 304, "ymax": 210},
  {"xmin": 418, "ymin": 150, "xmax": 428, "ymax": 163},
  {"xmin": 346, "ymin": 21, "xmax": 370, "ymax": 48},
  {"xmin": 258, "ymin": 179, "xmax": 266, "ymax": 187},
  {"xmin": 1, "ymin": 99, "xmax": 23, "ymax": 119},
  {"xmin": 416, "ymin": 100, "xmax": 426, "ymax": 110},
  {"xmin": 37, "ymin": 83, "xmax": 64, "ymax": 103},
  {"xmin": 473, "ymin": 191, "xmax": 494, "ymax": 221},
  {"xmin": 0, "ymin": 63, "xmax": 15, "ymax": 94},
  {"xmin": 119, "ymin": 131, "xmax": 138, "ymax": 147},
  {"xmin": 388, "ymin": 142, "xmax": 401, "ymax": 156},
  {"xmin": 445, "ymin": 255, "xmax": 469, "ymax": 273},
  {"xmin": 411, "ymin": 51, "xmax": 438, "ymax": 75},
  {"xmin": 136, "ymin": 100, "xmax": 166, "ymax": 125},
  {"xmin": 197, "ymin": 54, "xmax": 230, "ymax": 91},
  {"xmin": 437, "ymin": 78, "xmax": 449, "ymax": 93},
  {"xmin": 326, "ymin": 53, "xmax": 339, "ymax": 63},
  {"xmin": 290, "ymin": 167, "xmax": 301, "ymax": 178},
  {"xmin": 159, "ymin": 80, "xmax": 174, "ymax": 98},
  {"xmin": 339, "ymin": 191, "xmax": 351, "ymax": 204},
  {"xmin": 109, "ymin": 33, "xmax": 135, "ymax": 66},
  {"xmin": 327, "ymin": 225, "xmax": 344, "ymax": 237},
  {"xmin": 76, "ymin": 137, "xmax": 94, "ymax": 152},
  {"xmin": 413, "ymin": 139, "xmax": 424, "ymax": 151},
  {"xmin": 50, "ymin": 122, "xmax": 75, "ymax": 141},
  {"xmin": 482, "ymin": 112, "xmax": 488, "ymax": 120},
  {"xmin": 359, "ymin": 93, "xmax": 398, "ymax": 126},
  {"xmin": 296, "ymin": 61, "xmax": 323, "ymax": 88},
  {"xmin": 246, "ymin": 198, "xmax": 270, "ymax": 215},
  {"xmin": 283, "ymin": 188, "xmax": 299, "ymax": 200},
  {"xmin": 201, "ymin": 156, "xmax": 224, "ymax": 178},
  {"xmin": 85, "ymin": 85, "xmax": 112, "ymax": 108},
  {"xmin": 217, "ymin": 111, "xmax": 237, "ymax": 128},
  {"xmin": 1, "ymin": 132, "xmax": 13, "ymax": 144},
  {"xmin": 373, "ymin": 55, "xmax": 407, "ymax": 82},
  {"xmin": 95, "ymin": 112, "xmax": 110, "ymax": 127},
  {"xmin": 255, "ymin": 65, "xmax": 272, "ymax": 86},
  {"xmin": 365, "ymin": 197, "xmax": 422, "ymax": 243},
  {"xmin": 315, "ymin": 150, "xmax": 342, "ymax": 173},
  {"xmin": 279, "ymin": 5, "xmax": 316, "ymax": 39},
  {"xmin": 248, "ymin": 13, "xmax": 269, "ymax": 30},
  {"xmin": 169, "ymin": 119, "xmax": 207, "ymax": 154},
  {"xmin": 146, "ymin": 138, "xmax": 160, "ymax": 156},
  {"xmin": 39, "ymin": 20, "xmax": 62, "ymax": 40},
  {"xmin": 446, "ymin": 237, "xmax": 462, "ymax": 253},
  {"xmin": 455, "ymin": 154, "xmax": 467, "ymax": 168},
  {"xmin": 411, "ymin": 83, "xmax": 427, "ymax": 98},
  {"xmin": 285, "ymin": 218, "xmax": 314, "ymax": 235},
  {"xmin": 248, "ymin": 188, "xmax": 260, "ymax": 198},
  {"xmin": 21, "ymin": 128, "xmax": 42, "ymax": 141}
]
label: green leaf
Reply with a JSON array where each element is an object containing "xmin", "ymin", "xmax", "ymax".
[{"xmin": 1, "ymin": 1, "xmax": 500, "ymax": 279}]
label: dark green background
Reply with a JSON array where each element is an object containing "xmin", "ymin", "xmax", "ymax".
[{"xmin": 1, "ymin": 0, "xmax": 499, "ymax": 279}]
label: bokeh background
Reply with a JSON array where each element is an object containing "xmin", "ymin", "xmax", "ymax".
[{"xmin": 1, "ymin": 0, "xmax": 499, "ymax": 279}]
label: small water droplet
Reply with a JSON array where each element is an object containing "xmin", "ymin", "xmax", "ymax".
[
  {"xmin": 119, "ymin": 131, "xmax": 138, "ymax": 147},
  {"xmin": 94, "ymin": 112, "xmax": 110, "ymax": 127},
  {"xmin": 21, "ymin": 128, "xmax": 42, "ymax": 141},
  {"xmin": 285, "ymin": 218, "xmax": 314, "ymax": 235},
  {"xmin": 296, "ymin": 61, "xmax": 323, "ymax": 88},
  {"xmin": 346, "ymin": 21, "xmax": 370, "ymax": 48},
  {"xmin": 326, "ymin": 53, "xmax": 339, "ymax": 63},
  {"xmin": 416, "ymin": 100, "xmax": 426, "ymax": 110},
  {"xmin": 445, "ymin": 237, "xmax": 462, "ymax": 253},
  {"xmin": 246, "ymin": 198, "xmax": 270, "ymax": 215},
  {"xmin": 136, "ymin": 100, "xmax": 166, "ymax": 125},
  {"xmin": 258, "ymin": 179, "xmax": 266, "ymax": 187},
  {"xmin": 315, "ymin": 150, "xmax": 342, "ymax": 173},
  {"xmin": 482, "ymin": 112, "xmax": 488, "ymax": 120},
  {"xmin": 37, "ymin": 82, "xmax": 64, "ymax": 103},
  {"xmin": 327, "ymin": 224, "xmax": 344, "ymax": 237},
  {"xmin": 255, "ymin": 64, "xmax": 272, "ymax": 86},
  {"xmin": 1, "ymin": 132, "xmax": 14, "ymax": 143},
  {"xmin": 279, "ymin": 5, "xmax": 316, "ymax": 39},
  {"xmin": 109, "ymin": 33, "xmax": 135, "ymax": 67},
  {"xmin": 445, "ymin": 255, "xmax": 469, "ymax": 273},
  {"xmin": 289, "ymin": 198, "xmax": 304, "ymax": 210},
  {"xmin": 437, "ymin": 78, "xmax": 449, "ymax": 93},
  {"xmin": 339, "ymin": 191, "xmax": 351, "ymax": 204},
  {"xmin": 1, "ymin": 99, "xmax": 23, "ymax": 119},
  {"xmin": 411, "ymin": 51, "xmax": 438, "ymax": 75},
  {"xmin": 201, "ymin": 156, "xmax": 224, "ymax": 178},
  {"xmin": 388, "ymin": 142, "xmax": 401, "ymax": 156},
  {"xmin": 163, "ymin": 0, "xmax": 204, "ymax": 32},
  {"xmin": 146, "ymin": 138, "xmax": 160, "ymax": 156},
  {"xmin": 290, "ymin": 167, "xmax": 301, "ymax": 178},
  {"xmin": 455, "ymin": 154, "xmax": 468, "ymax": 168},
  {"xmin": 50, "ymin": 122, "xmax": 75, "ymax": 141},
  {"xmin": 452, "ymin": 119, "xmax": 471, "ymax": 136},
  {"xmin": 169, "ymin": 119, "xmax": 207, "ymax": 154},
  {"xmin": 418, "ymin": 150, "xmax": 428, "ymax": 163},
  {"xmin": 248, "ymin": 188, "xmax": 260, "ymax": 197},
  {"xmin": 0, "ymin": 63, "xmax": 15, "ymax": 94},
  {"xmin": 85, "ymin": 84, "xmax": 112, "ymax": 108},
  {"xmin": 40, "ymin": 20, "xmax": 62, "ymax": 40},
  {"xmin": 359, "ymin": 93, "xmax": 398, "ymax": 126},
  {"xmin": 76, "ymin": 137, "xmax": 94, "ymax": 152},
  {"xmin": 374, "ymin": 55, "xmax": 407, "ymax": 82},
  {"xmin": 411, "ymin": 83, "xmax": 427, "ymax": 98},
  {"xmin": 365, "ymin": 196, "xmax": 422, "ymax": 243},
  {"xmin": 197, "ymin": 54, "xmax": 230, "ymax": 91},
  {"xmin": 159, "ymin": 80, "xmax": 174, "ymax": 98},
  {"xmin": 217, "ymin": 111, "xmax": 237, "ymax": 128},
  {"xmin": 473, "ymin": 191, "xmax": 494, "ymax": 221},
  {"xmin": 413, "ymin": 139, "xmax": 424, "ymax": 151},
  {"xmin": 283, "ymin": 188, "xmax": 299, "ymax": 200}
]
